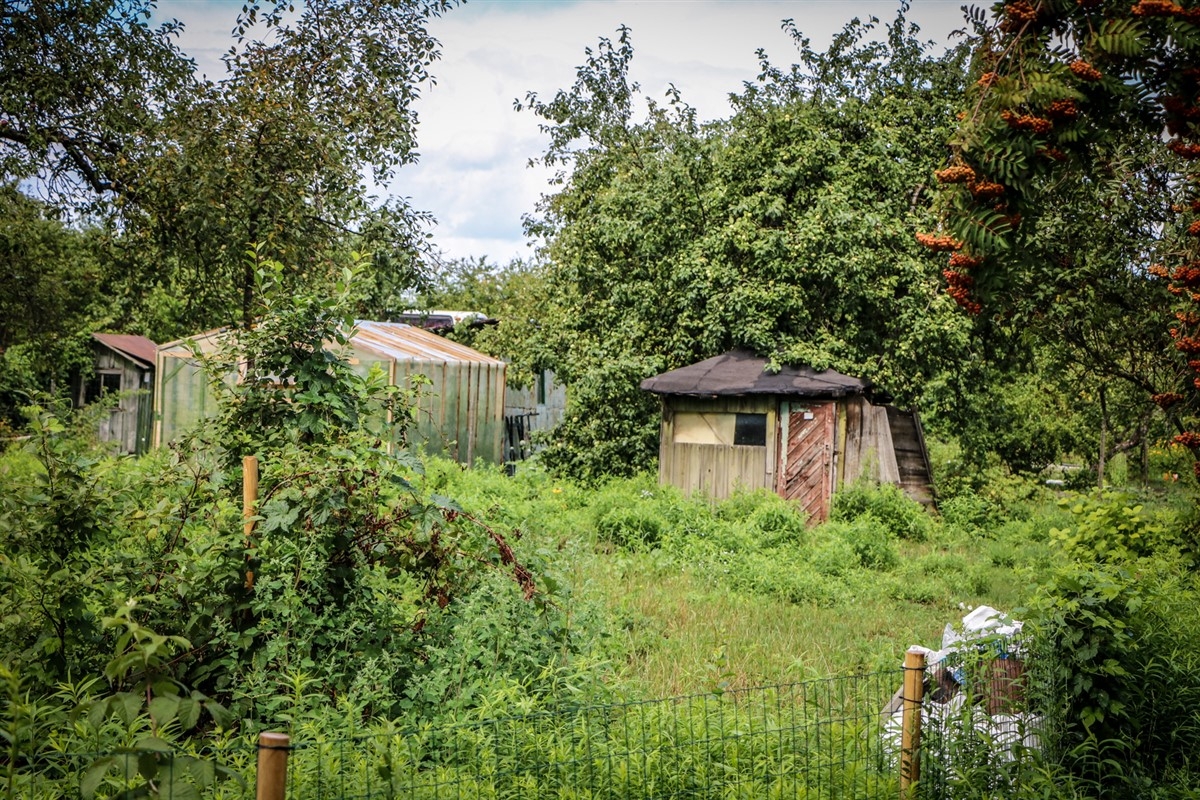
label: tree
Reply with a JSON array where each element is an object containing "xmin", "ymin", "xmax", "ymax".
[
  {"xmin": 922, "ymin": 0, "xmax": 1200, "ymax": 475},
  {"xmin": 515, "ymin": 13, "xmax": 979, "ymax": 479},
  {"xmin": 1, "ymin": 0, "xmax": 456, "ymax": 339},
  {"xmin": 0, "ymin": 0, "xmax": 194, "ymax": 205},
  {"xmin": 0, "ymin": 186, "xmax": 106, "ymax": 423}
]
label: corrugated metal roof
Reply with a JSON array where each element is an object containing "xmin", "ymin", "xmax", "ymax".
[
  {"xmin": 351, "ymin": 321, "xmax": 505, "ymax": 365},
  {"xmin": 640, "ymin": 350, "xmax": 872, "ymax": 398},
  {"xmin": 93, "ymin": 333, "xmax": 158, "ymax": 368}
]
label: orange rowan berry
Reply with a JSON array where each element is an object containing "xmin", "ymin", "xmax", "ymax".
[{"xmin": 1069, "ymin": 60, "xmax": 1103, "ymax": 81}]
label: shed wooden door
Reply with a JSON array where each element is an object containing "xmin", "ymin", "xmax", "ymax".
[{"xmin": 778, "ymin": 401, "xmax": 835, "ymax": 522}]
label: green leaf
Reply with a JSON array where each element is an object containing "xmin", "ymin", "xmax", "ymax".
[
  {"xmin": 148, "ymin": 696, "xmax": 179, "ymax": 728},
  {"xmin": 81, "ymin": 756, "xmax": 117, "ymax": 800}
]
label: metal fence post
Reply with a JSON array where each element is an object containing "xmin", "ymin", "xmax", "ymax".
[
  {"xmin": 256, "ymin": 732, "xmax": 290, "ymax": 800},
  {"xmin": 900, "ymin": 647, "xmax": 926, "ymax": 798}
]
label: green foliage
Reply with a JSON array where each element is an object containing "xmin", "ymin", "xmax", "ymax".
[
  {"xmin": 596, "ymin": 506, "xmax": 664, "ymax": 551},
  {"xmin": 0, "ymin": 262, "xmax": 596, "ymax": 791},
  {"xmin": 0, "ymin": 188, "xmax": 107, "ymax": 425},
  {"xmin": 535, "ymin": 353, "xmax": 663, "ymax": 481},
  {"xmin": 514, "ymin": 13, "xmax": 975, "ymax": 480},
  {"xmin": 3, "ymin": 0, "xmax": 455, "ymax": 345},
  {"xmin": 836, "ymin": 514, "xmax": 900, "ymax": 571},
  {"xmin": 1049, "ymin": 491, "xmax": 1183, "ymax": 564},
  {"xmin": 831, "ymin": 482, "xmax": 932, "ymax": 541},
  {"xmin": 1027, "ymin": 559, "xmax": 1200, "ymax": 794},
  {"xmin": 959, "ymin": 378, "xmax": 1089, "ymax": 475}
]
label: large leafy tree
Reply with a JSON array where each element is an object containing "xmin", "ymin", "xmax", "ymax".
[
  {"xmin": 512, "ymin": 13, "xmax": 978, "ymax": 479},
  {"xmin": 0, "ymin": 187, "xmax": 105, "ymax": 422},
  {"xmin": 1, "ymin": 0, "xmax": 454, "ymax": 339},
  {"xmin": 0, "ymin": 0, "xmax": 193, "ymax": 204}
]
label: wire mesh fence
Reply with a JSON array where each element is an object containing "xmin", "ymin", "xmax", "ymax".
[
  {"xmin": 6, "ymin": 671, "xmax": 910, "ymax": 799},
  {"xmin": 4, "ymin": 664, "xmax": 1070, "ymax": 799},
  {"xmin": 281, "ymin": 671, "xmax": 901, "ymax": 799}
]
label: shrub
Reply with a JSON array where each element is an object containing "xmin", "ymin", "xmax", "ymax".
[
  {"xmin": 747, "ymin": 501, "xmax": 808, "ymax": 548},
  {"xmin": 1049, "ymin": 491, "xmax": 1181, "ymax": 564},
  {"xmin": 831, "ymin": 482, "xmax": 931, "ymax": 541},
  {"xmin": 596, "ymin": 506, "xmax": 664, "ymax": 551},
  {"xmin": 938, "ymin": 493, "xmax": 1002, "ymax": 533},
  {"xmin": 823, "ymin": 514, "xmax": 898, "ymax": 570},
  {"xmin": 809, "ymin": 532, "xmax": 859, "ymax": 577},
  {"xmin": 1027, "ymin": 559, "xmax": 1200, "ymax": 793}
]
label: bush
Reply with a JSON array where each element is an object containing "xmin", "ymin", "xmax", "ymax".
[
  {"xmin": 831, "ymin": 482, "xmax": 931, "ymax": 541},
  {"xmin": 596, "ymin": 506, "xmax": 664, "ymax": 551},
  {"xmin": 747, "ymin": 500, "xmax": 808, "ymax": 549},
  {"xmin": 1049, "ymin": 491, "xmax": 1182, "ymax": 564},
  {"xmin": 809, "ymin": 532, "xmax": 859, "ymax": 577},
  {"xmin": 938, "ymin": 493, "xmax": 1002, "ymax": 533},
  {"xmin": 1027, "ymin": 558, "xmax": 1200, "ymax": 794},
  {"xmin": 824, "ymin": 514, "xmax": 898, "ymax": 570}
]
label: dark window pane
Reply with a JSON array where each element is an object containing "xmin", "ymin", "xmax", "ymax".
[{"xmin": 733, "ymin": 413, "xmax": 767, "ymax": 446}]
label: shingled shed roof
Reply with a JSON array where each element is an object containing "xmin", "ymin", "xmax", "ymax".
[{"xmin": 640, "ymin": 350, "xmax": 873, "ymax": 398}]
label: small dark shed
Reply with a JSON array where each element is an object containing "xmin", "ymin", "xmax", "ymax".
[
  {"xmin": 640, "ymin": 350, "xmax": 934, "ymax": 522},
  {"xmin": 74, "ymin": 333, "xmax": 157, "ymax": 455}
]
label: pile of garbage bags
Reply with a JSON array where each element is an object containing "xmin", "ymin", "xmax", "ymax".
[{"xmin": 882, "ymin": 606, "xmax": 1042, "ymax": 767}]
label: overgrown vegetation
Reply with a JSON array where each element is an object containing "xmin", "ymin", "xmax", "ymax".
[
  {"xmin": 4, "ymin": 347, "xmax": 1200, "ymax": 795},
  {"xmin": 4, "ymin": 1, "xmax": 1200, "ymax": 797}
]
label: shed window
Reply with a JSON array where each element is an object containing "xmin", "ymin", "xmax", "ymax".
[
  {"xmin": 733, "ymin": 413, "xmax": 767, "ymax": 446},
  {"xmin": 84, "ymin": 371, "xmax": 122, "ymax": 405},
  {"xmin": 673, "ymin": 411, "xmax": 768, "ymax": 447}
]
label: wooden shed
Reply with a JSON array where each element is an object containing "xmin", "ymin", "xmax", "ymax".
[
  {"xmin": 640, "ymin": 350, "xmax": 934, "ymax": 522},
  {"xmin": 154, "ymin": 322, "xmax": 507, "ymax": 464},
  {"xmin": 74, "ymin": 333, "xmax": 157, "ymax": 455}
]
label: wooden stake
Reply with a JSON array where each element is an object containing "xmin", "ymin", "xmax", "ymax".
[
  {"xmin": 256, "ymin": 731, "xmax": 290, "ymax": 800},
  {"xmin": 243, "ymin": 455, "xmax": 259, "ymax": 590},
  {"xmin": 900, "ymin": 647, "xmax": 926, "ymax": 798}
]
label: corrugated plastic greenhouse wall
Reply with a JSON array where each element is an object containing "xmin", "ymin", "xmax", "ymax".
[
  {"xmin": 350, "ymin": 355, "xmax": 506, "ymax": 465},
  {"xmin": 154, "ymin": 326, "xmax": 506, "ymax": 465}
]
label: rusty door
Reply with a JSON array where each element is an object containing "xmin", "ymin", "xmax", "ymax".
[{"xmin": 778, "ymin": 401, "xmax": 836, "ymax": 522}]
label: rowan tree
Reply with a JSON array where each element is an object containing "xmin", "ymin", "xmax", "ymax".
[{"xmin": 921, "ymin": 0, "xmax": 1200, "ymax": 475}]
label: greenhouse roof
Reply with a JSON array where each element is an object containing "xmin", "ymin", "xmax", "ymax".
[
  {"xmin": 351, "ymin": 321, "xmax": 504, "ymax": 365},
  {"xmin": 157, "ymin": 321, "xmax": 503, "ymax": 365}
]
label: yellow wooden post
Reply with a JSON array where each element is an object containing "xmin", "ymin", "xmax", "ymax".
[
  {"xmin": 256, "ymin": 731, "xmax": 290, "ymax": 800},
  {"xmin": 900, "ymin": 647, "xmax": 926, "ymax": 798},
  {"xmin": 243, "ymin": 455, "xmax": 259, "ymax": 590}
]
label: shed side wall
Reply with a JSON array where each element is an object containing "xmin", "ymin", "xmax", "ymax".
[{"xmin": 658, "ymin": 396, "xmax": 775, "ymax": 500}]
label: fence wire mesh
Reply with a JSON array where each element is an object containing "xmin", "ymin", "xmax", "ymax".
[
  {"xmin": 5, "ymin": 665, "xmax": 1085, "ymax": 799},
  {"xmin": 8, "ymin": 671, "xmax": 916, "ymax": 799},
  {"xmin": 281, "ymin": 671, "xmax": 900, "ymax": 799}
]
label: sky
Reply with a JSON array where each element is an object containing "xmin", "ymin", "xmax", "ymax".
[{"xmin": 162, "ymin": 0, "xmax": 969, "ymax": 263}]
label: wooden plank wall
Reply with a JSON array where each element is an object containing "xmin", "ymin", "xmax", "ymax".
[
  {"xmin": 839, "ymin": 396, "xmax": 901, "ymax": 488},
  {"xmin": 658, "ymin": 397, "xmax": 775, "ymax": 500}
]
